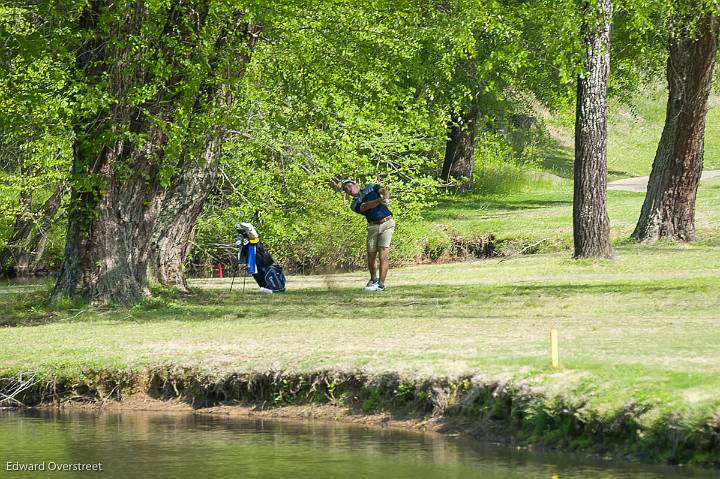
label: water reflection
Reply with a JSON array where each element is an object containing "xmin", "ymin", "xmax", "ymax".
[{"xmin": 0, "ymin": 410, "xmax": 714, "ymax": 478}]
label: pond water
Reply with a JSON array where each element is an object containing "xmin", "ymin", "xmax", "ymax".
[{"xmin": 0, "ymin": 410, "xmax": 715, "ymax": 478}]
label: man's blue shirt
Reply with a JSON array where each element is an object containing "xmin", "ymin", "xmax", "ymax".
[{"xmin": 351, "ymin": 183, "xmax": 392, "ymax": 222}]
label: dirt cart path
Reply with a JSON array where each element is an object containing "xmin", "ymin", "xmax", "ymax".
[{"xmin": 608, "ymin": 170, "xmax": 720, "ymax": 192}]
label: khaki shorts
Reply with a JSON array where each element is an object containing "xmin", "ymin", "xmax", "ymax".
[{"xmin": 367, "ymin": 218, "xmax": 395, "ymax": 253}]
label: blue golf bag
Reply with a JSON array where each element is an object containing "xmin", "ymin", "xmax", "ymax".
[{"xmin": 237, "ymin": 239, "xmax": 286, "ymax": 293}]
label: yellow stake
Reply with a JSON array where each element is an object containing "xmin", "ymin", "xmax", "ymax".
[{"xmin": 550, "ymin": 329, "xmax": 559, "ymax": 368}]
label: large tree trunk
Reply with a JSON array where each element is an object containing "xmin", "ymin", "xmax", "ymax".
[
  {"xmin": 51, "ymin": 2, "xmax": 178, "ymax": 304},
  {"xmin": 54, "ymin": 142, "xmax": 166, "ymax": 304},
  {"xmin": 148, "ymin": 22, "xmax": 261, "ymax": 292},
  {"xmin": 0, "ymin": 182, "xmax": 67, "ymax": 274},
  {"xmin": 51, "ymin": 1, "xmax": 262, "ymax": 304},
  {"xmin": 573, "ymin": 0, "xmax": 614, "ymax": 259},
  {"xmin": 149, "ymin": 134, "xmax": 223, "ymax": 292},
  {"xmin": 441, "ymin": 108, "xmax": 478, "ymax": 190},
  {"xmin": 632, "ymin": 13, "xmax": 719, "ymax": 242}
]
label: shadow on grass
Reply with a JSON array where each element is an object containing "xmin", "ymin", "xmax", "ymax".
[
  {"xmin": 18, "ymin": 278, "xmax": 705, "ymax": 326},
  {"xmin": 0, "ymin": 283, "xmax": 62, "ymax": 327},
  {"xmin": 2, "ymin": 260, "xmax": 717, "ymax": 327},
  {"xmin": 541, "ymin": 143, "xmax": 631, "ymax": 180},
  {"xmin": 541, "ymin": 144, "xmax": 575, "ymax": 178},
  {"xmin": 425, "ymin": 196, "xmax": 573, "ymax": 222}
]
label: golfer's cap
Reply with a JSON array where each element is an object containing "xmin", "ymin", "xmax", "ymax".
[{"xmin": 341, "ymin": 178, "xmax": 355, "ymax": 186}]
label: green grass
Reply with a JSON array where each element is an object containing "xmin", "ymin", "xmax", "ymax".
[
  {"xmin": 608, "ymin": 89, "xmax": 720, "ymax": 177},
  {"xmin": 417, "ymin": 88, "xmax": 720, "ymax": 258},
  {"xmin": 541, "ymin": 88, "xmax": 720, "ymax": 180},
  {"xmin": 1, "ymin": 85, "xmax": 720, "ymax": 459},
  {"xmin": 422, "ymin": 176, "xmax": 720, "ymax": 255},
  {"xmin": 2, "ymin": 231, "xmax": 720, "ymax": 418}
]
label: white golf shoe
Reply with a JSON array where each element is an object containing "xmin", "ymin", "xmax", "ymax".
[{"xmin": 364, "ymin": 279, "xmax": 379, "ymax": 292}]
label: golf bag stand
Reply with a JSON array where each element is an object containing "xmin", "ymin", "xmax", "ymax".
[{"xmin": 229, "ymin": 246, "xmax": 249, "ymax": 293}]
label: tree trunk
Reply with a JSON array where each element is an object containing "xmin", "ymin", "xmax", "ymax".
[
  {"xmin": 53, "ymin": 138, "xmax": 168, "ymax": 304},
  {"xmin": 52, "ymin": 2, "xmax": 186, "ymax": 304},
  {"xmin": 24, "ymin": 183, "xmax": 67, "ymax": 271},
  {"xmin": 148, "ymin": 22, "xmax": 261, "ymax": 292},
  {"xmin": 441, "ymin": 108, "xmax": 478, "ymax": 190},
  {"xmin": 632, "ymin": 13, "xmax": 719, "ymax": 243},
  {"xmin": 51, "ymin": 2, "xmax": 260, "ymax": 304},
  {"xmin": 149, "ymin": 134, "xmax": 223, "ymax": 292},
  {"xmin": 573, "ymin": 0, "xmax": 614, "ymax": 259}
]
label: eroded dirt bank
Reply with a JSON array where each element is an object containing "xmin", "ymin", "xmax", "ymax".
[{"xmin": 2, "ymin": 368, "xmax": 719, "ymax": 467}]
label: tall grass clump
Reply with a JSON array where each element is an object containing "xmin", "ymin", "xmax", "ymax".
[{"xmin": 472, "ymin": 123, "xmax": 560, "ymax": 195}]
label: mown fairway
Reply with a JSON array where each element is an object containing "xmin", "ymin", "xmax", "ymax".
[{"xmin": 3, "ymin": 185, "xmax": 720, "ymax": 417}]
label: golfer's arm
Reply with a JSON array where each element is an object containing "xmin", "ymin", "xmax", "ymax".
[{"xmin": 358, "ymin": 198, "xmax": 384, "ymax": 213}]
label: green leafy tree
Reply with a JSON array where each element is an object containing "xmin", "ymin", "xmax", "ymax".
[
  {"xmin": 193, "ymin": 1, "xmax": 444, "ymax": 273},
  {"xmin": 0, "ymin": 3, "xmax": 73, "ymax": 273},
  {"xmin": 46, "ymin": 0, "xmax": 262, "ymax": 304}
]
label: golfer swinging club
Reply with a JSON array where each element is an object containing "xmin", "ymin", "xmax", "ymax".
[{"xmin": 341, "ymin": 178, "xmax": 395, "ymax": 292}]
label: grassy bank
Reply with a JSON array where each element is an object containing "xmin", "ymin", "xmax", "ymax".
[
  {"xmin": 3, "ymin": 228, "xmax": 720, "ymax": 464},
  {"xmin": 4, "ymin": 241, "xmax": 720, "ymax": 393},
  {"xmin": 416, "ymin": 89, "xmax": 720, "ymax": 258},
  {"xmin": 419, "ymin": 176, "xmax": 720, "ymax": 258},
  {"xmin": 2, "ymin": 90, "xmax": 720, "ymax": 466},
  {"xmin": 539, "ymin": 87, "xmax": 720, "ymax": 180}
]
